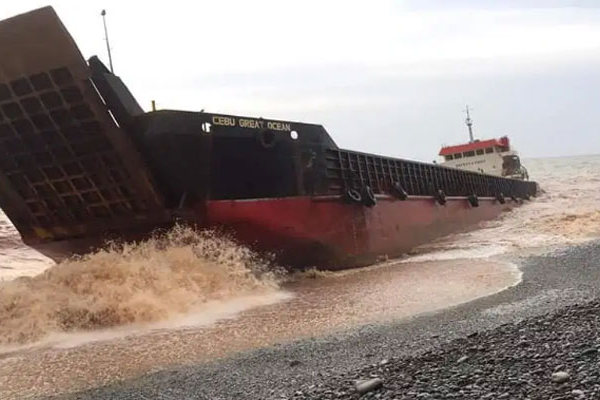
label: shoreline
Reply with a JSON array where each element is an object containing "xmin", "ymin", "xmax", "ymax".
[
  {"xmin": 47, "ymin": 240, "xmax": 600, "ymax": 400},
  {"xmin": 0, "ymin": 256, "xmax": 523, "ymax": 399}
]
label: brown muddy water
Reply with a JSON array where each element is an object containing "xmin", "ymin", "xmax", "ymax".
[
  {"xmin": 0, "ymin": 155, "xmax": 599, "ymax": 399},
  {"xmin": 0, "ymin": 258, "xmax": 520, "ymax": 399}
]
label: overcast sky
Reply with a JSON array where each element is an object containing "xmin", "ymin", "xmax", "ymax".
[{"xmin": 2, "ymin": 1, "xmax": 599, "ymax": 161}]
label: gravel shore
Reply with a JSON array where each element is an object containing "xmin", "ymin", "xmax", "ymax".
[
  {"xmin": 295, "ymin": 299, "xmax": 600, "ymax": 399},
  {"xmin": 50, "ymin": 241, "xmax": 600, "ymax": 400}
]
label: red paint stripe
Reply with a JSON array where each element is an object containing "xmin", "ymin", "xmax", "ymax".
[{"xmin": 439, "ymin": 137, "xmax": 510, "ymax": 156}]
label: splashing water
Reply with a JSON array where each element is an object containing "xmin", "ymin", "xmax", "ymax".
[
  {"xmin": 0, "ymin": 226, "xmax": 281, "ymax": 346},
  {"xmin": 0, "ymin": 213, "xmax": 53, "ymax": 282}
]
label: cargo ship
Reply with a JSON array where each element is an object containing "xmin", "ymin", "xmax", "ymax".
[
  {"xmin": 439, "ymin": 107, "xmax": 529, "ymax": 180},
  {"xmin": 0, "ymin": 7, "xmax": 538, "ymax": 269}
]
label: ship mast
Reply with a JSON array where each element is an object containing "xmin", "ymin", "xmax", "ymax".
[
  {"xmin": 100, "ymin": 10, "xmax": 114, "ymax": 73},
  {"xmin": 465, "ymin": 105, "xmax": 474, "ymax": 143}
]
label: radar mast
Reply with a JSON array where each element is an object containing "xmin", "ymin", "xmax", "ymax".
[{"xmin": 465, "ymin": 105, "xmax": 474, "ymax": 143}]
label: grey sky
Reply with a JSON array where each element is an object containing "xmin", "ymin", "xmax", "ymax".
[{"xmin": 2, "ymin": 1, "xmax": 599, "ymax": 161}]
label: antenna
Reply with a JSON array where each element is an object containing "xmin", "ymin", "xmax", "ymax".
[
  {"xmin": 101, "ymin": 10, "xmax": 114, "ymax": 73},
  {"xmin": 465, "ymin": 105, "xmax": 474, "ymax": 143}
]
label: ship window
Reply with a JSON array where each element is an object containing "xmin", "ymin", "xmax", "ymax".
[
  {"xmin": 290, "ymin": 130, "xmax": 298, "ymax": 140},
  {"xmin": 485, "ymin": 147, "xmax": 493, "ymax": 153},
  {"xmin": 476, "ymin": 149, "xmax": 484, "ymax": 155},
  {"xmin": 454, "ymin": 153, "xmax": 462, "ymax": 159},
  {"xmin": 464, "ymin": 150, "xmax": 475, "ymax": 157},
  {"xmin": 445, "ymin": 154, "xmax": 453, "ymax": 161}
]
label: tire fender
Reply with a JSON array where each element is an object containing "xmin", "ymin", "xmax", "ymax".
[
  {"xmin": 496, "ymin": 192, "xmax": 506, "ymax": 204},
  {"xmin": 436, "ymin": 189, "xmax": 447, "ymax": 205},
  {"xmin": 468, "ymin": 194, "xmax": 479, "ymax": 207},
  {"xmin": 344, "ymin": 188, "xmax": 362, "ymax": 204},
  {"xmin": 362, "ymin": 185, "xmax": 377, "ymax": 207},
  {"xmin": 391, "ymin": 181, "xmax": 408, "ymax": 200},
  {"xmin": 257, "ymin": 129, "xmax": 277, "ymax": 149}
]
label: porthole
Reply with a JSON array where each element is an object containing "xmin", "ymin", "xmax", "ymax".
[
  {"xmin": 201, "ymin": 122, "xmax": 212, "ymax": 134},
  {"xmin": 290, "ymin": 130, "xmax": 298, "ymax": 140}
]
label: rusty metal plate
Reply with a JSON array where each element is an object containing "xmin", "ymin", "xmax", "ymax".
[{"xmin": 0, "ymin": 7, "xmax": 164, "ymax": 242}]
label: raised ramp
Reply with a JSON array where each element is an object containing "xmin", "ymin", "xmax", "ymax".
[{"xmin": 0, "ymin": 7, "xmax": 166, "ymax": 251}]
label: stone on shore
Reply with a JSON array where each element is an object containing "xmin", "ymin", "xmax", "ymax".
[
  {"xmin": 551, "ymin": 371, "xmax": 570, "ymax": 383},
  {"xmin": 355, "ymin": 378, "xmax": 383, "ymax": 395}
]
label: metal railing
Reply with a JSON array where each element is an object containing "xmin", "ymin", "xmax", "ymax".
[{"xmin": 324, "ymin": 149, "xmax": 537, "ymax": 199}]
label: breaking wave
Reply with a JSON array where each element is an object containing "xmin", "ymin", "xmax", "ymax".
[
  {"xmin": 523, "ymin": 210, "xmax": 600, "ymax": 240},
  {"xmin": 0, "ymin": 226, "xmax": 281, "ymax": 346}
]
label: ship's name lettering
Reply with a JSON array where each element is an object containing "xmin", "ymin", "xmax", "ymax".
[
  {"xmin": 212, "ymin": 116, "xmax": 291, "ymax": 132},
  {"xmin": 455, "ymin": 159, "xmax": 485, "ymax": 168},
  {"xmin": 212, "ymin": 116, "xmax": 236, "ymax": 127},
  {"xmin": 239, "ymin": 118, "xmax": 265, "ymax": 129},
  {"xmin": 266, "ymin": 121, "xmax": 292, "ymax": 132}
]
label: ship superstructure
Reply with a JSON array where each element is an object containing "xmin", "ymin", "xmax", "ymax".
[{"xmin": 440, "ymin": 107, "xmax": 529, "ymax": 180}]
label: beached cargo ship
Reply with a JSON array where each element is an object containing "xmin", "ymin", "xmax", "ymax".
[
  {"xmin": 0, "ymin": 7, "xmax": 538, "ymax": 269},
  {"xmin": 439, "ymin": 107, "xmax": 529, "ymax": 180}
]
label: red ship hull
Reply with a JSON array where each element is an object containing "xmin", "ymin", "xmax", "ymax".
[
  {"xmin": 31, "ymin": 195, "xmax": 515, "ymax": 269},
  {"xmin": 203, "ymin": 195, "xmax": 514, "ymax": 269}
]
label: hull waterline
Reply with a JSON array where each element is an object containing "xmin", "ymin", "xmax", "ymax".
[{"xmin": 30, "ymin": 195, "xmax": 516, "ymax": 270}]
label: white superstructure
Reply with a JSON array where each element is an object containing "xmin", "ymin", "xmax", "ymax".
[{"xmin": 439, "ymin": 107, "xmax": 529, "ymax": 180}]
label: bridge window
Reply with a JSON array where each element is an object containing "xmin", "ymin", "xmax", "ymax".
[
  {"xmin": 485, "ymin": 147, "xmax": 493, "ymax": 153},
  {"xmin": 445, "ymin": 154, "xmax": 453, "ymax": 161},
  {"xmin": 476, "ymin": 149, "xmax": 484, "ymax": 155},
  {"xmin": 463, "ymin": 150, "xmax": 475, "ymax": 157},
  {"xmin": 454, "ymin": 153, "xmax": 462, "ymax": 159}
]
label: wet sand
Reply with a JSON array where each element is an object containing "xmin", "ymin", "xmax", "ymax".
[
  {"xmin": 0, "ymin": 258, "xmax": 520, "ymax": 399},
  {"xmin": 56, "ymin": 241, "xmax": 600, "ymax": 400}
]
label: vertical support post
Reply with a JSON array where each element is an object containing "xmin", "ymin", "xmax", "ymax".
[
  {"xmin": 465, "ymin": 105, "xmax": 474, "ymax": 143},
  {"xmin": 101, "ymin": 10, "xmax": 114, "ymax": 73}
]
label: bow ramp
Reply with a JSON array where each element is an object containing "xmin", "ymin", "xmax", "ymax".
[{"xmin": 0, "ymin": 7, "xmax": 167, "ymax": 256}]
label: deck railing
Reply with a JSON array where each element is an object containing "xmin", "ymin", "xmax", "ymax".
[{"xmin": 324, "ymin": 149, "xmax": 537, "ymax": 199}]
